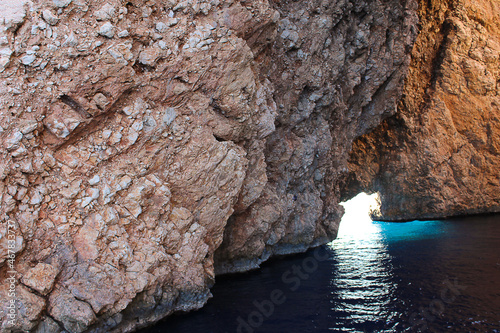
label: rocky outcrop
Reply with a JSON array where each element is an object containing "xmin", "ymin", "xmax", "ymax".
[
  {"xmin": 0, "ymin": 0, "xmax": 420, "ymax": 331},
  {"xmin": 214, "ymin": 0, "xmax": 418, "ymax": 272},
  {"xmin": 0, "ymin": 1, "xmax": 274, "ymax": 331},
  {"xmin": 344, "ymin": 0, "xmax": 500, "ymax": 221}
]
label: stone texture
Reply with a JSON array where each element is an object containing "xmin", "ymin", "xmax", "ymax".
[
  {"xmin": 344, "ymin": 0, "xmax": 500, "ymax": 221},
  {"xmin": 214, "ymin": 0, "xmax": 418, "ymax": 273},
  {"xmin": 0, "ymin": 284, "xmax": 46, "ymax": 332},
  {"xmin": 0, "ymin": 0, "xmax": 29, "ymax": 32},
  {"xmin": 42, "ymin": 10, "xmax": 59, "ymax": 26},
  {"xmin": 0, "ymin": 1, "xmax": 279, "ymax": 331},
  {"xmin": 0, "ymin": 0, "xmax": 495, "ymax": 332},
  {"xmin": 21, "ymin": 263, "xmax": 58, "ymax": 295},
  {"xmin": 48, "ymin": 288, "xmax": 96, "ymax": 332}
]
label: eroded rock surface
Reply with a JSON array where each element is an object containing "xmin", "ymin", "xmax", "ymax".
[
  {"xmin": 345, "ymin": 0, "xmax": 500, "ymax": 221},
  {"xmin": 0, "ymin": 0, "xmax": 417, "ymax": 332},
  {"xmin": 214, "ymin": 0, "xmax": 418, "ymax": 273}
]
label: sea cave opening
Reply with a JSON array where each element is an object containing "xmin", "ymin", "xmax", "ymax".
[{"xmin": 337, "ymin": 192, "xmax": 381, "ymax": 238}]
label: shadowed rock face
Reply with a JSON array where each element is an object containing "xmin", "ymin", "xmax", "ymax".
[
  {"xmin": 214, "ymin": 0, "xmax": 418, "ymax": 273},
  {"xmin": 344, "ymin": 0, "xmax": 500, "ymax": 221},
  {"xmin": 1, "ymin": 0, "xmax": 495, "ymax": 332}
]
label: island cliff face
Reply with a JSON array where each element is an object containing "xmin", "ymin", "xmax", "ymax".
[
  {"xmin": 0, "ymin": 1, "xmax": 496, "ymax": 332},
  {"xmin": 344, "ymin": 0, "xmax": 500, "ymax": 221}
]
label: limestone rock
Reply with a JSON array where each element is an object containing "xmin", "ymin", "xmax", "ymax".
[
  {"xmin": 43, "ymin": 103, "xmax": 82, "ymax": 139},
  {"xmin": 0, "ymin": 0, "xmax": 417, "ymax": 330},
  {"xmin": 138, "ymin": 47, "xmax": 160, "ymax": 67},
  {"xmin": 95, "ymin": 4, "xmax": 116, "ymax": 21},
  {"xmin": 215, "ymin": 0, "xmax": 419, "ymax": 273},
  {"xmin": 52, "ymin": 0, "xmax": 71, "ymax": 8},
  {"xmin": 99, "ymin": 22, "xmax": 115, "ymax": 38},
  {"xmin": 0, "ymin": 46, "xmax": 13, "ymax": 72}
]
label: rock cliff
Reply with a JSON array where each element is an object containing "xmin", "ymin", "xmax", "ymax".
[
  {"xmin": 214, "ymin": 0, "xmax": 418, "ymax": 274},
  {"xmin": 344, "ymin": 0, "xmax": 500, "ymax": 221},
  {"xmin": 0, "ymin": 0, "xmax": 496, "ymax": 332}
]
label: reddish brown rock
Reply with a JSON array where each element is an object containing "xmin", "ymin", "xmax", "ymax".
[
  {"xmin": 11, "ymin": 0, "xmax": 500, "ymax": 331},
  {"xmin": 21, "ymin": 263, "xmax": 58, "ymax": 295},
  {"xmin": 344, "ymin": 0, "xmax": 500, "ymax": 220},
  {"xmin": 0, "ymin": 1, "xmax": 276, "ymax": 331},
  {"xmin": 0, "ymin": 284, "xmax": 46, "ymax": 332}
]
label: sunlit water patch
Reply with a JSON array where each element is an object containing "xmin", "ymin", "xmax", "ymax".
[{"xmin": 328, "ymin": 193, "xmax": 397, "ymax": 332}]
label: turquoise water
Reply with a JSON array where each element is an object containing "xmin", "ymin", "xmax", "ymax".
[{"xmin": 141, "ymin": 214, "xmax": 500, "ymax": 333}]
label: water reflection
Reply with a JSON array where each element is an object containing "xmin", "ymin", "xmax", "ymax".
[{"xmin": 328, "ymin": 193, "xmax": 396, "ymax": 331}]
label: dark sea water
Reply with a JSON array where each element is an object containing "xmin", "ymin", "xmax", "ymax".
[{"xmin": 142, "ymin": 204, "xmax": 500, "ymax": 333}]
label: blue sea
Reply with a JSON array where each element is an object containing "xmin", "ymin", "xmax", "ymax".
[{"xmin": 141, "ymin": 204, "xmax": 500, "ymax": 333}]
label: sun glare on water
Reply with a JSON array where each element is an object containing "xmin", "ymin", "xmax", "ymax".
[{"xmin": 328, "ymin": 192, "xmax": 394, "ymax": 323}]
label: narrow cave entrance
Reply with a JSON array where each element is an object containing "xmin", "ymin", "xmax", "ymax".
[{"xmin": 337, "ymin": 192, "xmax": 381, "ymax": 238}]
